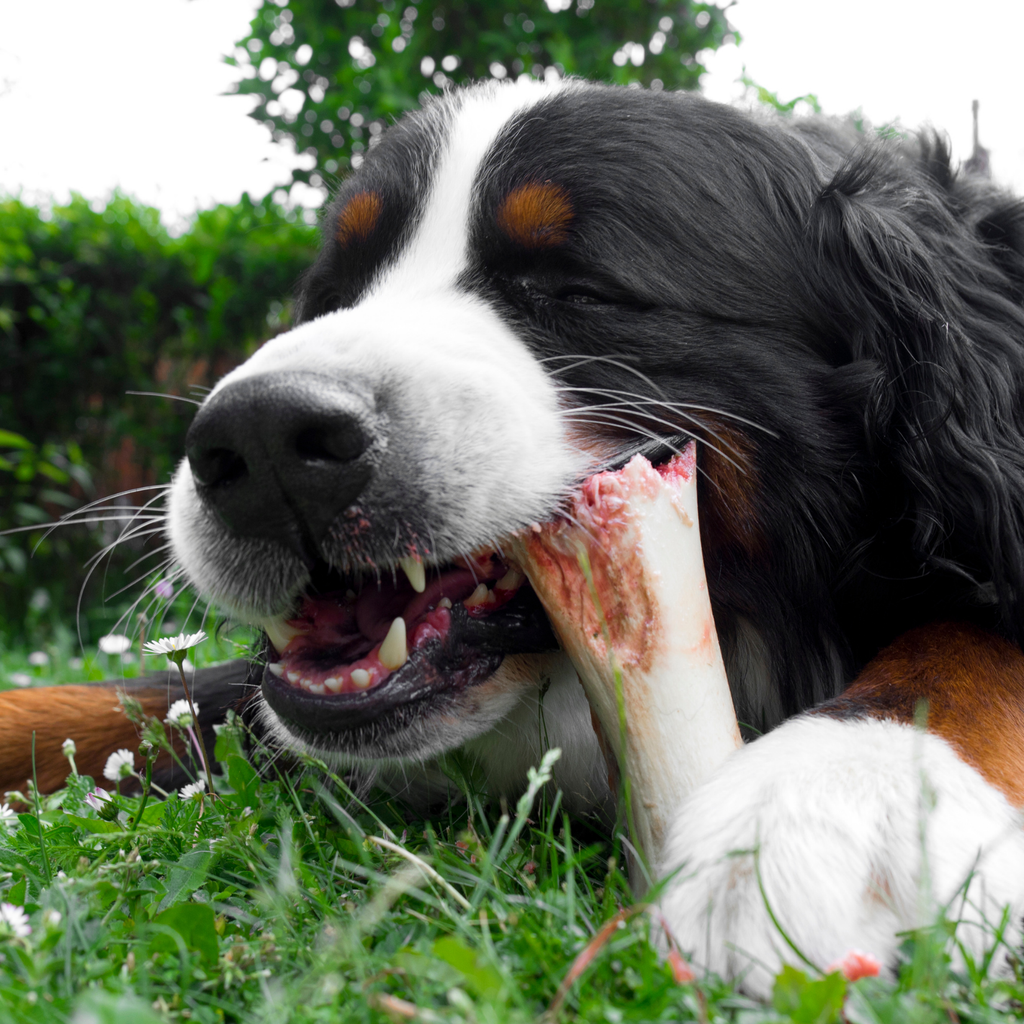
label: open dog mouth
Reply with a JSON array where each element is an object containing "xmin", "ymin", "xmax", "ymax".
[{"xmin": 258, "ymin": 550, "xmax": 558, "ymax": 735}]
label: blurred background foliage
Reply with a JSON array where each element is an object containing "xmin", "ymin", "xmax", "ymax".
[
  {"xmin": 228, "ymin": 0, "xmax": 733, "ymax": 188},
  {"xmin": 0, "ymin": 0, "xmax": 732, "ymax": 647},
  {"xmin": 0, "ymin": 194, "xmax": 317, "ymax": 643}
]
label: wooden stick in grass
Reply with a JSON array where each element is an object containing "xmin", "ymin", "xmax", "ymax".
[{"xmin": 508, "ymin": 442, "xmax": 742, "ymax": 874}]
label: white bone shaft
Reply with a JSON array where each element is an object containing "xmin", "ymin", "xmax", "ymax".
[{"xmin": 509, "ymin": 445, "xmax": 742, "ymax": 867}]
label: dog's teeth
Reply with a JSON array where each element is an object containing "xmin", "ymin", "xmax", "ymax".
[
  {"xmin": 398, "ymin": 556, "xmax": 426, "ymax": 593},
  {"xmin": 438, "ymin": 597, "xmax": 452, "ymax": 609},
  {"xmin": 495, "ymin": 568, "xmax": 525, "ymax": 591},
  {"xmin": 287, "ymin": 671, "xmax": 300, "ymax": 684},
  {"xmin": 464, "ymin": 583, "xmax": 490, "ymax": 608},
  {"xmin": 308, "ymin": 682, "xmax": 325, "ymax": 695},
  {"xmin": 379, "ymin": 617, "xmax": 408, "ymax": 669},
  {"xmin": 260, "ymin": 615, "xmax": 308, "ymax": 654},
  {"xmin": 324, "ymin": 676, "xmax": 342, "ymax": 692},
  {"xmin": 267, "ymin": 662, "xmax": 284, "ymax": 678},
  {"xmin": 351, "ymin": 668, "xmax": 371, "ymax": 688}
]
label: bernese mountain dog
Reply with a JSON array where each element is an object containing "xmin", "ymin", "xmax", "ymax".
[{"xmin": 16, "ymin": 78, "xmax": 1024, "ymax": 994}]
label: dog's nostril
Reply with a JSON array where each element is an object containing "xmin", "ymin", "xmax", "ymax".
[
  {"xmin": 190, "ymin": 447, "xmax": 248, "ymax": 489},
  {"xmin": 294, "ymin": 424, "xmax": 367, "ymax": 463}
]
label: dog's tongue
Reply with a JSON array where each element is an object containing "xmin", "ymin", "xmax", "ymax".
[{"xmin": 508, "ymin": 442, "xmax": 742, "ymax": 872}]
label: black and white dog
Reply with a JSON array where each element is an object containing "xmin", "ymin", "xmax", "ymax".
[{"xmin": 168, "ymin": 79, "xmax": 1024, "ymax": 993}]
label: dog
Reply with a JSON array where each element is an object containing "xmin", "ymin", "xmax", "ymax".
[{"xmin": 13, "ymin": 77, "xmax": 1024, "ymax": 994}]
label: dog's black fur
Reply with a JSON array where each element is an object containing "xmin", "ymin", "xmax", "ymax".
[{"xmin": 288, "ymin": 86, "xmax": 1024, "ymax": 731}]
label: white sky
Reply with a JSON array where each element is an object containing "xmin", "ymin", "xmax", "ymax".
[
  {"xmin": 701, "ymin": 0, "xmax": 1024, "ymax": 194},
  {"xmin": 1, "ymin": 0, "xmax": 1022, "ymax": 226}
]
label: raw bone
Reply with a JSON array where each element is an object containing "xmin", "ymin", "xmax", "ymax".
[{"xmin": 508, "ymin": 443, "xmax": 742, "ymax": 872}]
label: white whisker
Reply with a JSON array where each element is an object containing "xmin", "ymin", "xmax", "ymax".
[
  {"xmin": 125, "ymin": 390, "xmax": 203, "ymax": 407},
  {"xmin": 554, "ymin": 383, "xmax": 779, "ymax": 438}
]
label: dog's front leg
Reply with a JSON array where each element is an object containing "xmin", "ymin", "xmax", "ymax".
[{"xmin": 657, "ymin": 623, "xmax": 1024, "ymax": 997}]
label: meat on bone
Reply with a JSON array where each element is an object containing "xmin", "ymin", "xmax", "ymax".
[{"xmin": 508, "ymin": 442, "xmax": 742, "ymax": 874}]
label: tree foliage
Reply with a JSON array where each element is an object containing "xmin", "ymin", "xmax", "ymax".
[
  {"xmin": 0, "ymin": 194, "xmax": 318, "ymax": 640},
  {"xmin": 0, "ymin": 194, "xmax": 316, "ymax": 469},
  {"xmin": 228, "ymin": 0, "xmax": 735, "ymax": 188}
]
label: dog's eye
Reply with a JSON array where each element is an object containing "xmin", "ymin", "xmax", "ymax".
[
  {"xmin": 503, "ymin": 271, "xmax": 625, "ymax": 308},
  {"xmin": 552, "ymin": 287, "xmax": 607, "ymax": 305},
  {"xmin": 525, "ymin": 277, "xmax": 617, "ymax": 306}
]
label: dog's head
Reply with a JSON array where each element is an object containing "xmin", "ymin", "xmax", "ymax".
[{"xmin": 167, "ymin": 79, "xmax": 1024, "ymax": 772}]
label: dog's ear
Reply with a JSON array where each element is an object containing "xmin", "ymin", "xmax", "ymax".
[
  {"xmin": 975, "ymin": 197, "xmax": 1024, "ymax": 296},
  {"xmin": 810, "ymin": 143, "xmax": 1024, "ymax": 639}
]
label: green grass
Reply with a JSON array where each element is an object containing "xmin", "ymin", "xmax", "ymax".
[
  {"xmin": 1, "ymin": 649, "xmax": 1023, "ymax": 1023},
  {"xmin": 0, "ymin": 610, "xmax": 254, "ymax": 694}
]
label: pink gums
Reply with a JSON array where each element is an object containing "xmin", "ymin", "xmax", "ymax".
[
  {"xmin": 272, "ymin": 557, "xmax": 528, "ymax": 695},
  {"xmin": 278, "ymin": 606, "xmax": 452, "ymax": 695}
]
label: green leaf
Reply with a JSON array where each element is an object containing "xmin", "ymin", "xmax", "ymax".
[
  {"xmin": 0, "ymin": 429, "xmax": 34, "ymax": 450},
  {"xmin": 156, "ymin": 846, "xmax": 212, "ymax": 911},
  {"xmin": 214, "ymin": 717, "xmax": 247, "ymax": 762},
  {"xmin": 226, "ymin": 753, "xmax": 258, "ymax": 800},
  {"xmin": 6, "ymin": 877, "xmax": 26, "ymax": 906},
  {"xmin": 139, "ymin": 799, "xmax": 168, "ymax": 825},
  {"xmin": 432, "ymin": 936, "xmax": 504, "ymax": 997},
  {"xmin": 149, "ymin": 902, "xmax": 219, "ymax": 965},
  {"xmin": 63, "ymin": 813, "xmax": 122, "ymax": 834},
  {"xmin": 772, "ymin": 964, "xmax": 847, "ymax": 1024}
]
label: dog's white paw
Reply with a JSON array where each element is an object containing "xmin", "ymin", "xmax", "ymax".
[{"xmin": 656, "ymin": 715, "xmax": 1024, "ymax": 998}]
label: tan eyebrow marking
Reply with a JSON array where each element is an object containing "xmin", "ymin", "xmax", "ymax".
[
  {"xmin": 335, "ymin": 190, "xmax": 384, "ymax": 247},
  {"xmin": 496, "ymin": 182, "xmax": 574, "ymax": 248}
]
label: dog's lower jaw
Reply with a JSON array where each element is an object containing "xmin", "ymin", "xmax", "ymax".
[{"xmin": 256, "ymin": 651, "xmax": 611, "ymax": 817}]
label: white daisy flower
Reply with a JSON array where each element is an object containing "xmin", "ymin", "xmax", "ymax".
[
  {"xmin": 0, "ymin": 903, "xmax": 30, "ymax": 938},
  {"xmin": 84, "ymin": 788, "xmax": 111, "ymax": 812},
  {"xmin": 164, "ymin": 699, "xmax": 197, "ymax": 728},
  {"xmin": 27, "ymin": 651, "xmax": 49, "ymax": 667},
  {"xmin": 62, "ymin": 738, "xmax": 76, "ymax": 758},
  {"xmin": 143, "ymin": 631, "xmax": 208, "ymax": 656},
  {"xmin": 179, "ymin": 778, "xmax": 206, "ymax": 800},
  {"xmin": 0, "ymin": 803, "xmax": 17, "ymax": 829},
  {"xmin": 8, "ymin": 673, "xmax": 31, "ymax": 688},
  {"xmin": 42, "ymin": 908, "xmax": 62, "ymax": 929},
  {"xmin": 103, "ymin": 748, "xmax": 136, "ymax": 782},
  {"xmin": 98, "ymin": 634, "xmax": 132, "ymax": 655}
]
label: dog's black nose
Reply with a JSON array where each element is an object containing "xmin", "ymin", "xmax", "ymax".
[{"xmin": 185, "ymin": 371, "xmax": 377, "ymax": 560}]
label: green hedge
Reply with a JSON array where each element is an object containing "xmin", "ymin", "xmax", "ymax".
[{"xmin": 0, "ymin": 194, "xmax": 318, "ymax": 643}]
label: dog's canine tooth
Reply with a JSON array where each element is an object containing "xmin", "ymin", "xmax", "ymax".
[
  {"xmin": 351, "ymin": 668, "xmax": 371, "ymax": 688},
  {"xmin": 438, "ymin": 596, "xmax": 452, "ymax": 609},
  {"xmin": 324, "ymin": 676, "xmax": 342, "ymax": 692},
  {"xmin": 267, "ymin": 662, "xmax": 284, "ymax": 678},
  {"xmin": 260, "ymin": 615, "xmax": 308, "ymax": 654},
  {"xmin": 398, "ymin": 556, "xmax": 426, "ymax": 593},
  {"xmin": 379, "ymin": 617, "xmax": 408, "ymax": 669},
  {"xmin": 495, "ymin": 568, "xmax": 525, "ymax": 591},
  {"xmin": 464, "ymin": 583, "xmax": 490, "ymax": 608}
]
